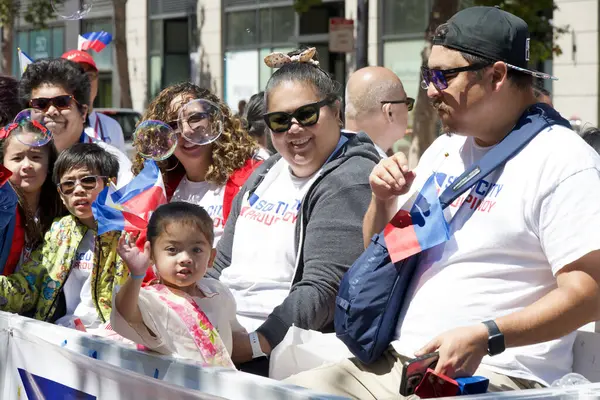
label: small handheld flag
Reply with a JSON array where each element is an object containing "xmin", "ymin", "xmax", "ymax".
[
  {"xmin": 92, "ymin": 160, "xmax": 166, "ymax": 236},
  {"xmin": 383, "ymin": 174, "xmax": 450, "ymax": 263},
  {"xmin": 17, "ymin": 48, "xmax": 34, "ymax": 76},
  {"xmin": 78, "ymin": 30, "xmax": 113, "ymax": 52}
]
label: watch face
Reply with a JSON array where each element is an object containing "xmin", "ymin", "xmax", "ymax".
[{"xmin": 488, "ymin": 333, "xmax": 505, "ymax": 356}]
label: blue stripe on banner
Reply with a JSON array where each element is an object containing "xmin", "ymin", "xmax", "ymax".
[{"xmin": 18, "ymin": 368, "xmax": 97, "ymax": 399}]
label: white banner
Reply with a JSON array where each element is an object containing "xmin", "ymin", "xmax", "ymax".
[
  {"xmin": 3, "ymin": 328, "xmax": 223, "ymax": 400},
  {"xmin": 0, "ymin": 312, "xmax": 345, "ymax": 400}
]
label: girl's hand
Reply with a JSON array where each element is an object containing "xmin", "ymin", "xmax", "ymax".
[{"xmin": 117, "ymin": 232, "xmax": 151, "ymax": 277}]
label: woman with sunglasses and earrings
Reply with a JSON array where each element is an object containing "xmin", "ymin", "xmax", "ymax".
[
  {"xmin": 132, "ymin": 82, "xmax": 263, "ymax": 246},
  {"xmin": 210, "ymin": 47, "xmax": 380, "ymax": 375},
  {"xmin": 18, "ymin": 58, "xmax": 133, "ymax": 188}
]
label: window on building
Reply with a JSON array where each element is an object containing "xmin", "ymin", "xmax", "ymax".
[
  {"xmin": 224, "ymin": 5, "xmax": 296, "ymax": 108},
  {"xmin": 13, "ymin": 27, "xmax": 65, "ymax": 75},
  {"xmin": 226, "ymin": 11, "xmax": 257, "ymax": 47}
]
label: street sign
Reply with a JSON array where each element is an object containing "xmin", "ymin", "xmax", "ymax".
[{"xmin": 329, "ymin": 18, "xmax": 355, "ymax": 53}]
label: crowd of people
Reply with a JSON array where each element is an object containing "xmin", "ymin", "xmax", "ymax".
[{"xmin": 0, "ymin": 5, "xmax": 600, "ymax": 400}]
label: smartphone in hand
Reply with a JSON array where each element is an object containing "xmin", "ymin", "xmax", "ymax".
[{"xmin": 399, "ymin": 352, "xmax": 440, "ymax": 396}]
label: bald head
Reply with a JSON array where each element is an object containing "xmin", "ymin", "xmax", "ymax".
[
  {"xmin": 345, "ymin": 66, "xmax": 406, "ymax": 120},
  {"xmin": 344, "ymin": 67, "xmax": 409, "ymax": 154}
]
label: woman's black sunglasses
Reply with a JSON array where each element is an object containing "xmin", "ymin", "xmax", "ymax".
[{"xmin": 263, "ymin": 98, "xmax": 333, "ymax": 133}]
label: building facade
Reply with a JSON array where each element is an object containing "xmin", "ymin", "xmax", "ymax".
[
  {"xmin": 4, "ymin": 0, "xmax": 598, "ymax": 127},
  {"xmin": 12, "ymin": 0, "xmax": 121, "ymax": 108}
]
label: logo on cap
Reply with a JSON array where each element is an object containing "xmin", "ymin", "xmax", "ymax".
[{"xmin": 525, "ymin": 38, "xmax": 530, "ymax": 62}]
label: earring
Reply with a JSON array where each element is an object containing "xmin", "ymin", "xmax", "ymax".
[{"xmin": 165, "ymin": 159, "xmax": 180, "ymax": 172}]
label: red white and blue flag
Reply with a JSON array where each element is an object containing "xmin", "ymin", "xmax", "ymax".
[
  {"xmin": 78, "ymin": 31, "xmax": 113, "ymax": 52},
  {"xmin": 92, "ymin": 160, "xmax": 166, "ymax": 236},
  {"xmin": 383, "ymin": 174, "xmax": 451, "ymax": 263}
]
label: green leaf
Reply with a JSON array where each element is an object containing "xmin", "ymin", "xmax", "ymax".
[{"xmin": 473, "ymin": 0, "xmax": 568, "ymax": 63}]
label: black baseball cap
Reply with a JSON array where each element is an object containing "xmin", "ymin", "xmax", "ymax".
[{"xmin": 432, "ymin": 6, "xmax": 557, "ymax": 80}]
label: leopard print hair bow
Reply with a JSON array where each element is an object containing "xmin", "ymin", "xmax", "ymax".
[{"xmin": 264, "ymin": 47, "xmax": 320, "ymax": 69}]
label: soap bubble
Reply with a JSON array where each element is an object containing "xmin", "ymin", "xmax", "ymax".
[
  {"xmin": 551, "ymin": 373, "xmax": 590, "ymax": 387},
  {"xmin": 177, "ymin": 99, "xmax": 223, "ymax": 146},
  {"xmin": 133, "ymin": 120, "xmax": 177, "ymax": 161},
  {"xmin": 52, "ymin": 0, "xmax": 93, "ymax": 20},
  {"xmin": 9, "ymin": 109, "xmax": 52, "ymax": 147}
]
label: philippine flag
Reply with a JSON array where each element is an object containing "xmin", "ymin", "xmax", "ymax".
[
  {"xmin": 383, "ymin": 174, "xmax": 450, "ymax": 263},
  {"xmin": 78, "ymin": 30, "xmax": 113, "ymax": 52},
  {"xmin": 92, "ymin": 160, "xmax": 166, "ymax": 236},
  {"xmin": 17, "ymin": 48, "xmax": 33, "ymax": 76}
]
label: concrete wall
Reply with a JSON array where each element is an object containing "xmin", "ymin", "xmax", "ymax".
[
  {"xmin": 126, "ymin": 0, "xmax": 148, "ymax": 112},
  {"xmin": 196, "ymin": 0, "xmax": 223, "ymax": 98},
  {"xmin": 345, "ymin": 0, "xmax": 379, "ymax": 75},
  {"xmin": 553, "ymin": 0, "xmax": 599, "ymax": 127}
]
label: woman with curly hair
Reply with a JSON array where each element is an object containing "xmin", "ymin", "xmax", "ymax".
[{"xmin": 133, "ymin": 82, "xmax": 264, "ymax": 245}]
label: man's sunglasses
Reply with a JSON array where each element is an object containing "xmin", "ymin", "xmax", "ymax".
[
  {"xmin": 263, "ymin": 98, "xmax": 333, "ymax": 133},
  {"xmin": 29, "ymin": 95, "xmax": 77, "ymax": 113},
  {"xmin": 57, "ymin": 175, "xmax": 107, "ymax": 195},
  {"xmin": 381, "ymin": 98, "xmax": 415, "ymax": 111},
  {"xmin": 421, "ymin": 63, "xmax": 491, "ymax": 91}
]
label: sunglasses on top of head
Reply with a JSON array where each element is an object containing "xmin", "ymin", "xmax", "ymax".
[
  {"xmin": 57, "ymin": 175, "xmax": 107, "ymax": 195},
  {"xmin": 263, "ymin": 98, "xmax": 334, "ymax": 133},
  {"xmin": 29, "ymin": 95, "xmax": 77, "ymax": 113},
  {"xmin": 421, "ymin": 62, "xmax": 491, "ymax": 91}
]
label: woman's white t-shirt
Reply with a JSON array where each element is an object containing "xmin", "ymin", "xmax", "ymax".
[
  {"xmin": 171, "ymin": 177, "xmax": 226, "ymax": 247},
  {"xmin": 219, "ymin": 158, "xmax": 320, "ymax": 332}
]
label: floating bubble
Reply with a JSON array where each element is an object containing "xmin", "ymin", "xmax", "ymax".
[
  {"xmin": 133, "ymin": 120, "xmax": 177, "ymax": 161},
  {"xmin": 177, "ymin": 99, "xmax": 223, "ymax": 146},
  {"xmin": 10, "ymin": 109, "xmax": 52, "ymax": 147},
  {"xmin": 52, "ymin": 0, "xmax": 93, "ymax": 20}
]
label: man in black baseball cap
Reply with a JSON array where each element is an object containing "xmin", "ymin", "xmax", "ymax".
[
  {"xmin": 285, "ymin": 6, "xmax": 600, "ymax": 399},
  {"xmin": 422, "ymin": 6, "xmax": 557, "ymax": 144}
]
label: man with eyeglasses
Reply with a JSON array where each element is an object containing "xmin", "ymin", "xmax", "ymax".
[
  {"xmin": 287, "ymin": 6, "xmax": 600, "ymax": 398},
  {"xmin": 344, "ymin": 66, "xmax": 412, "ymax": 158},
  {"xmin": 62, "ymin": 50, "xmax": 126, "ymax": 154}
]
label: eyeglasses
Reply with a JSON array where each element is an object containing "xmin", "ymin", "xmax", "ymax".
[
  {"xmin": 381, "ymin": 98, "xmax": 415, "ymax": 111},
  {"xmin": 421, "ymin": 63, "xmax": 491, "ymax": 91},
  {"xmin": 57, "ymin": 175, "xmax": 107, "ymax": 195},
  {"xmin": 29, "ymin": 95, "xmax": 77, "ymax": 113},
  {"xmin": 263, "ymin": 98, "xmax": 333, "ymax": 133},
  {"xmin": 167, "ymin": 112, "xmax": 210, "ymax": 133}
]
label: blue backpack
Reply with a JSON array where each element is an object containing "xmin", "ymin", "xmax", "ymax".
[{"xmin": 334, "ymin": 104, "xmax": 571, "ymax": 364}]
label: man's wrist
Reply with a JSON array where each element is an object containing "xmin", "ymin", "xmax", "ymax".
[
  {"xmin": 482, "ymin": 320, "xmax": 506, "ymax": 356},
  {"xmin": 371, "ymin": 193, "xmax": 397, "ymax": 213}
]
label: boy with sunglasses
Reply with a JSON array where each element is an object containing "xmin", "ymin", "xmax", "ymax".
[{"xmin": 0, "ymin": 143, "xmax": 129, "ymax": 330}]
